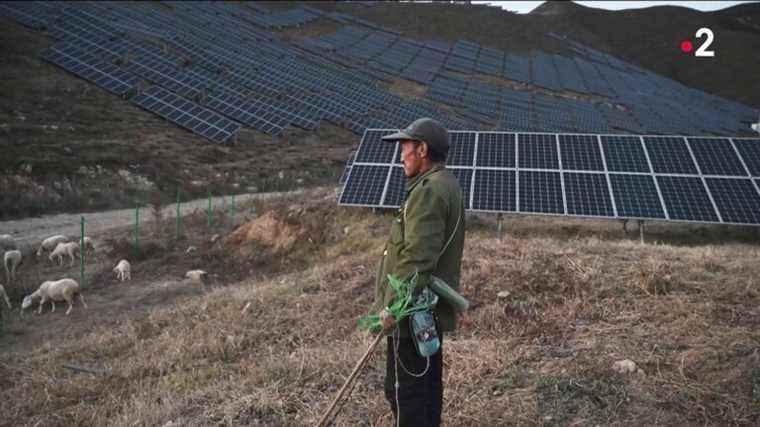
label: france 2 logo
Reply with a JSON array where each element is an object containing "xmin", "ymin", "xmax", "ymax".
[{"xmin": 681, "ymin": 28, "xmax": 715, "ymax": 57}]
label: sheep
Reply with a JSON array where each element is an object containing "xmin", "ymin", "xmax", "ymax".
[
  {"xmin": 21, "ymin": 278, "xmax": 87, "ymax": 316},
  {"xmin": 49, "ymin": 242, "xmax": 80, "ymax": 267},
  {"xmin": 4, "ymin": 250, "xmax": 22, "ymax": 282},
  {"xmin": 36, "ymin": 235, "xmax": 68, "ymax": 259},
  {"xmin": 0, "ymin": 234, "xmax": 17, "ymax": 251},
  {"xmin": 0, "ymin": 283, "xmax": 11, "ymax": 309},
  {"xmin": 82, "ymin": 236, "xmax": 95, "ymax": 255},
  {"xmin": 113, "ymin": 259, "xmax": 131, "ymax": 282},
  {"xmin": 185, "ymin": 269, "xmax": 209, "ymax": 289}
]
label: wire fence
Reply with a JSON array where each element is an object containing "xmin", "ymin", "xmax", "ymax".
[{"xmin": 0, "ymin": 187, "xmax": 307, "ymax": 335}]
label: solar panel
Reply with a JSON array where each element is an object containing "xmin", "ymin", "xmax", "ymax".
[
  {"xmin": 686, "ymin": 137, "xmax": 747, "ymax": 176},
  {"xmin": 447, "ymin": 132, "xmax": 476, "ymax": 167},
  {"xmin": 131, "ymin": 86, "xmax": 241, "ymax": 144},
  {"xmin": 41, "ymin": 44, "xmax": 140, "ymax": 97},
  {"xmin": 355, "ymin": 129, "xmax": 398, "ymax": 164},
  {"xmin": 609, "ymin": 174, "xmax": 666, "ymax": 219},
  {"xmin": 519, "ymin": 170, "xmax": 563, "ymax": 214},
  {"xmin": 342, "ymin": 130, "xmax": 760, "ymax": 226},
  {"xmin": 643, "ymin": 136, "xmax": 698, "ymax": 174},
  {"xmin": 656, "ymin": 176, "xmax": 719, "ymax": 222},
  {"xmin": 705, "ymin": 178, "xmax": 760, "ymax": 224},
  {"xmin": 518, "ymin": 133, "xmax": 558, "ymax": 169},
  {"xmin": 451, "ymin": 168, "xmax": 474, "ymax": 210},
  {"xmin": 382, "ymin": 167, "xmax": 406, "ymax": 208},
  {"xmin": 731, "ymin": 138, "xmax": 760, "ymax": 176},
  {"xmin": 473, "ymin": 169, "xmax": 516, "ymax": 212},
  {"xmin": 338, "ymin": 164, "xmax": 389, "ymax": 206},
  {"xmin": 564, "ymin": 172, "xmax": 614, "ymax": 216},
  {"xmin": 600, "ymin": 135, "xmax": 650, "ymax": 173},
  {"xmin": 477, "ymin": 132, "xmax": 515, "ymax": 168},
  {"xmin": 559, "ymin": 134, "xmax": 604, "ymax": 171}
]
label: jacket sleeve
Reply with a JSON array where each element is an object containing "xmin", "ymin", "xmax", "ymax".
[{"xmin": 393, "ymin": 182, "xmax": 448, "ymax": 295}]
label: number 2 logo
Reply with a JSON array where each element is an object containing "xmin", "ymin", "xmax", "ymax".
[{"xmin": 695, "ymin": 27, "xmax": 715, "ymax": 57}]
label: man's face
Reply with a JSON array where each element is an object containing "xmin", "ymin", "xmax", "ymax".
[{"xmin": 400, "ymin": 140, "xmax": 424, "ymax": 178}]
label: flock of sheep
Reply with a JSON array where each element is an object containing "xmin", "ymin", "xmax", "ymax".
[
  {"xmin": 1, "ymin": 232, "xmax": 210, "ymax": 320},
  {"xmin": 0, "ymin": 233, "xmax": 131, "ymax": 317}
]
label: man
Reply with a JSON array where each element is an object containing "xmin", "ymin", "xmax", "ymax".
[{"xmin": 373, "ymin": 117, "xmax": 466, "ymax": 426}]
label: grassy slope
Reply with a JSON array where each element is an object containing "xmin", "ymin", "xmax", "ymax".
[
  {"xmin": 0, "ymin": 17, "xmax": 356, "ymax": 219},
  {"xmin": 1, "ymin": 188, "xmax": 758, "ymax": 425}
]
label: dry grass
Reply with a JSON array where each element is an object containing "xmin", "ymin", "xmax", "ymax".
[{"xmin": 1, "ymin": 188, "xmax": 759, "ymax": 426}]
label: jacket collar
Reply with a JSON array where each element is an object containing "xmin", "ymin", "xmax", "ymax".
[{"xmin": 406, "ymin": 164, "xmax": 445, "ymax": 193}]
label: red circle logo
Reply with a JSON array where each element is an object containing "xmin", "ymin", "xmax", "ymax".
[{"xmin": 680, "ymin": 40, "xmax": 693, "ymax": 53}]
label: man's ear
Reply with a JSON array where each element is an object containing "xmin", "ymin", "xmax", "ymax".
[{"xmin": 418, "ymin": 141, "xmax": 429, "ymax": 158}]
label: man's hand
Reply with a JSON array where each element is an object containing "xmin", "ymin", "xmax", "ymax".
[{"xmin": 379, "ymin": 308, "xmax": 396, "ymax": 332}]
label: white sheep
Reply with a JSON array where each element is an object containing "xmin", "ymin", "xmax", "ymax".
[
  {"xmin": 0, "ymin": 234, "xmax": 18, "ymax": 251},
  {"xmin": 21, "ymin": 278, "xmax": 87, "ymax": 316},
  {"xmin": 36, "ymin": 235, "xmax": 68, "ymax": 259},
  {"xmin": 82, "ymin": 236, "xmax": 95, "ymax": 255},
  {"xmin": 4, "ymin": 250, "xmax": 22, "ymax": 282},
  {"xmin": 185, "ymin": 269, "xmax": 209, "ymax": 289},
  {"xmin": 49, "ymin": 242, "xmax": 80, "ymax": 267},
  {"xmin": 0, "ymin": 283, "xmax": 11, "ymax": 309},
  {"xmin": 113, "ymin": 259, "xmax": 131, "ymax": 282}
]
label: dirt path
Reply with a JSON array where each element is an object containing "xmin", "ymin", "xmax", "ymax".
[
  {"xmin": 0, "ymin": 187, "xmax": 322, "ymax": 355},
  {"xmin": 0, "ymin": 189, "xmax": 307, "ymax": 246}
]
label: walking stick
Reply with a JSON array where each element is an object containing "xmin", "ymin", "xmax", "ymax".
[{"xmin": 316, "ymin": 332, "xmax": 384, "ymax": 427}]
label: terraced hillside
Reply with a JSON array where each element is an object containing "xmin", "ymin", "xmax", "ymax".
[{"xmin": 1, "ymin": 1, "xmax": 758, "ymax": 220}]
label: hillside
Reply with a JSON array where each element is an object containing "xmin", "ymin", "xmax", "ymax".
[
  {"xmin": 1, "ymin": 1, "xmax": 759, "ymax": 220},
  {"xmin": 323, "ymin": 0, "xmax": 760, "ymax": 108},
  {"xmin": 0, "ymin": 15, "xmax": 355, "ymax": 219},
  {"xmin": 1, "ymin": 188, "xmax": 759, "ymax": 425}
]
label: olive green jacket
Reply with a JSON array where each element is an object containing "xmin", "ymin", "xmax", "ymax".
[{"xmin": 373, "ymin": 164, "xmax": 466, "ymax": 336}]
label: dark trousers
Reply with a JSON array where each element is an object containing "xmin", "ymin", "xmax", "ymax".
[{"xmin": 384, "ymin": 329, "xmax": 443, "ymax": 426}]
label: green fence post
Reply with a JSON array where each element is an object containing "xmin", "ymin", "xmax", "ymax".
[
  {"xmin": 80, "ymin": 216, "xmax": 85, "ymax": 288},
  {"xmin": 176, "ymin": 188, "xmax": 181, "ymax": 240},
  {"xmin": 231, "ymin": 194, "xmax": 236, "ymax": 216},
  {"xmin": 134, "ymin": 202, "xmax": 140, "ymax": 257}
]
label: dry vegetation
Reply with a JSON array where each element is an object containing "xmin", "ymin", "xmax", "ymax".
[{"xmin": 1, "ymin": 187, "xmax": 759, "ymax": 426}]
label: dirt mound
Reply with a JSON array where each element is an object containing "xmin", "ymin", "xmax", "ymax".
[
  {"xmin": 224, "ymin": 190, "xmax": 341, "ymax": 267},
  {"xmin": 227, "ymin": 210, "xmax": 305, "ymax": 255}
]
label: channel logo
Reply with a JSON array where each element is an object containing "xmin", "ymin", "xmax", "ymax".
[{"xmin": 680, "ymin": 28, "xmax": 715, "ymax": 57}]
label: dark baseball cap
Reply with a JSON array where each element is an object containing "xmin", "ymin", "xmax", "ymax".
[{"xmin": 381, "ymin": 117, "xmax": 449, "ymax": 155}]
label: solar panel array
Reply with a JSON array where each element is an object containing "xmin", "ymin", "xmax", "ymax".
[
  {"xmin": 1, "ymin": 1, "xmax": 757, "ymax": 145},
  {"xmin": 340, "ymin": 130, "xmax": 760, "ymax": 226}
]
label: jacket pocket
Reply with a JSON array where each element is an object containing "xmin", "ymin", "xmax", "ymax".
[{"xmin": 390, "ymin": 216, "xmax": 404, "ymax": 245}]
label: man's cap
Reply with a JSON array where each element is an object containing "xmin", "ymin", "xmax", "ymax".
[{"xmin": 381, "ymin": 118, "xmax": 449, "ymax": 155}]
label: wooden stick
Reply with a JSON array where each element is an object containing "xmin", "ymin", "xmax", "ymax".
[
  {"xmin": 317, "ymin": 333, "xmax": 384, "ymax": 427},
  {"xmin": 62, "ymin": 364, "xmax": 108, "ymax": 376}
]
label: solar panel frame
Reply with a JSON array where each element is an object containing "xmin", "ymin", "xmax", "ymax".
[
  {"xmin": 563, "ymin": 172, "xmax": 615, "ymax": 217},
  {"xmin": 519, "ymin": 170, "xmax": 564, "ymax": 214},
  {"xmin": 686, "ymin": 137, "xmax": 747, "ymax": 176},
  {"xmin": 131, "ymin": 86, "xmax": 240, "ymax": 144},
  {"xmin": 476, "ymin": 132, "xmax": 516, "ymax": 168},
  {"xmin": 446, "ymin": 131, "xmax": 476, "ymax": 167},
  {"xmin": 518, "ymin": 133, "xmax": 559, "ymax": 169},
  {"xmin": 343, "ymin": 130, "xmax": 760, "ymax": 225},
  {"xmin": 354, "ymin": 128, "xmax": 399, "ymax": 164},
  {"xmin": 705, "ymin": 178, "xmax": 760, "ymax": 224},
  {"xmin": 472, "ymin": 169, "xmax": 517, "ymax": 213},
  {"xmin": 656, "ymin": 175, "xmax": 720, "ymax": 222},
  {"xmin": 732, "ymin": 138, "xmax": 760, "ymax": 177},
  {"xmin": 559, "ymin": 133, "xmax": 605, "ymax": 172},
  {"xmin": 338, "ymin": 164, "xmax": 391, "ymax": 207},
  {"xmin": 381, "ymin": 166, "xmax": 406, "ymax": 208},
  {"xmin": 643, "ymin": 136, "xmax": 699, "ymax": 174}
]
